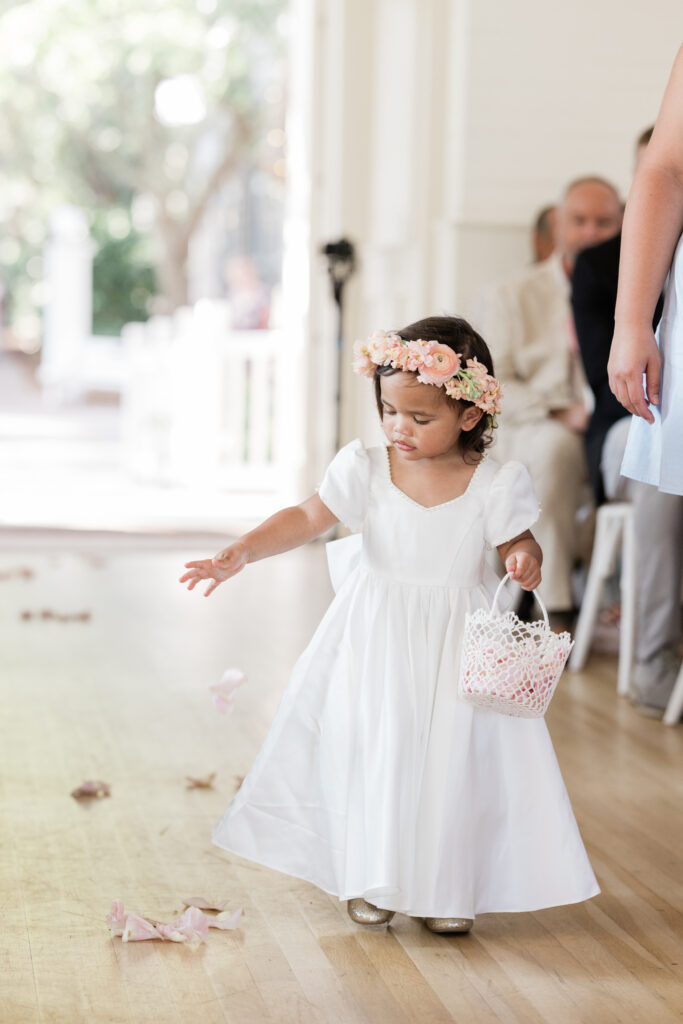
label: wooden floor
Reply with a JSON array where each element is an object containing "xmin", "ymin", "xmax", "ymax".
[{"xmin": 0, "ymin": 542, "xmax": 681, "ymax": 1024}]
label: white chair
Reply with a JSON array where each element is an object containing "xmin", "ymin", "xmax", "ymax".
[
  {"xmin": 663, "ymin": 665, "xmax": 683, "ymax": 726},
  {"xmin": 569, "ymin": 502, "xmax": 636, "ymax": 697},
  {"xmin": 569, "ymin": 501, "xmax": 683, "ymax": 725}
]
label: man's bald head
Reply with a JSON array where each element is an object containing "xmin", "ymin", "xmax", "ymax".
[{"xmin": 556, "ymin": 177, "xmax": 623, "ymax": 273}]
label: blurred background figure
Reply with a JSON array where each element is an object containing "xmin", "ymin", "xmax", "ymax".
[
  {"xmin": 472, "ymin": 178, "xmax": 623, "ymax": 627},
  {"xmin": 224, "ymin": 255, "xmax": 271, "ymax": 330},
  {"xmin": 531, "ymin": 205, "xmax": 556, "ymax": 262}
]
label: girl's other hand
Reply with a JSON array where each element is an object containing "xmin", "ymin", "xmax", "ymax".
[
  {"xmin": 608, "ymin": 324, "xmax": 661, "ymax": 423},
  {"xmin": 506, "ymin": 551, "xmax": 541, "ymax": 591},
  {"xmin": 179, "ymin": 541, "xmax": 248, "ymax": 596}
]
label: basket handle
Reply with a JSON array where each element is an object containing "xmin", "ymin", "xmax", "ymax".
[{"xmin": 491, "ymin": 572, "xmax": 549, "ymax": 628}]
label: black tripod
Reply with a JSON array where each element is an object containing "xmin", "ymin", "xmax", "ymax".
[{"xmin": 321, "ymin": 238, "xmax": 356, "ymax": 451}]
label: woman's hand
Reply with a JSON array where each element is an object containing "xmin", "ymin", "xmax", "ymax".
[
  {"xmin": 179, "ymin": 541, "xmax": 248, "ymax": 596},
  {"xmin": 608, "ymin": 324, "xmax": 661, "ymax": 423},
  {"xmin": 506, "ymin": 551, "xmax": 541, "ymax": 591}
]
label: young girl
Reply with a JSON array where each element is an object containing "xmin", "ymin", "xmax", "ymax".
[{"xmin": 180, "ymin": 315, "xmax": 599, "ymax": 933}]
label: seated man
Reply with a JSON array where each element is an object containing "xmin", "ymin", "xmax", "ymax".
[
  {"xmin": 571, "ymin": 132, "xmax": 682, "ymax": 715},
  {"xmin": 472, "ymin": 178, "xmax": 623, "ymax": 626},
  {"xmin": 531, "ymin": 205, "xmax": 556, "ymax": 263}
]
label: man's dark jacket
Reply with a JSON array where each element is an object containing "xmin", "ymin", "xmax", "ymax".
[{"xmin": 571, "ymin": 232, "xmax": 662, "ymax": 504}]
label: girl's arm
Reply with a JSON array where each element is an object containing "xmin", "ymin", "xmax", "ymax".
[
  {"xmin": 609, "ymin": 44, "xmax": 683, "ymax": 421},
  {"xmin": 180, "ymin": 494, "xmax": 338, "ymax": 596},
  {"xmin": 497, "ymin": 530, "xmax": 542, "ymax": 591}
]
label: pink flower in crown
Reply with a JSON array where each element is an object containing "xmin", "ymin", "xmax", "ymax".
[
  {"xmin": 444, "ymin": 378, "xmax": 465, "ymax": 401},
  {"xmin": 417, "ymin": 343, "xmax": 461, "ymax": 385},
  {"xmin": 387, "ymin": 340, "xmax": 408, "ymax": 369},
  {"xmin": 465, "ymin": 357, "xmax": 490, "ymax": 383},
  {"xmin": 488, "ymin": 382, "xmax": 503, "ymax": 414},
  {"xmin": 399, "ymin": 340, "xmax": 421, "ymax": 371},
  {"xmin": 416, "ymin": 339, "xmax": 439, "ymax": 365},
  {"xmin": 352, "ymin": 339, "xmax": 376, "ymax": 378}
]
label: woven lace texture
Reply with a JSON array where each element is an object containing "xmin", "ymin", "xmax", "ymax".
[{"xmin": 459, "ymin": 608, "xmax": 573, "ymax": 718}]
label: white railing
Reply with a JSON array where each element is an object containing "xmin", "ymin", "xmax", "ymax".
[{"xmin": 120, "ymin": 301, "xmax": 288, "ymax": 494}]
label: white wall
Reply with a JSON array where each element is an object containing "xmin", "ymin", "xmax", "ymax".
[
  {"xmin": 445, "ymin": 0, "xmax": 680, "ymax": 309},
  {"xmin": 289, "ymin": 0, "xmax": 682, "ymax": 486}
]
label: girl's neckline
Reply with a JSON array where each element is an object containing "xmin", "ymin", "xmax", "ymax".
[{"xmin": 383, "ymin": 445, "xmax": 487, "ymax": 511}]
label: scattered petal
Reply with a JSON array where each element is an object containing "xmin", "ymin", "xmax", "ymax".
[
  {"xmin": 233, "ymin": 774, "xmax": 245, "ymax": 791},
  {"xmin": 211, "ymin": 908, "xmax": 243, "ymax": 930},
  {"xmin": 185, "ymin": 773, "xmax": 216, "ymax": 789},
  {"xmin": 106, "ymin": 900, "xmax": 127, "ymax": 936},
  {"xmin": 71, "ymin": 780, "xmax": 111, "ymax": 800},
  {"xmin": 122, "ymin": 913, "xmax": 162, "ymax": 942},
  {"xmin": 0, "ymin": 566, "xmax": 34, "ymax": 581},
  {"xmin": 21, "ymin": 608, "xmax": 92, "ymax": 624},
  {"xmin": 184, "ymin": 897, "xmax": 231, "ymax": 912},
  {"xmin": 107, "ymin": 900, "xmax": 242, "ymax": 946},
  {"xmin": 209, "ymin": 668, "xmax": 246, "ymax": 713},
  {"xmin": 157, "ymin": 906, "xmax": 209, "ymax": 944},
  {"xmin": 81, "ymin": 554, "xmax": 107, "ymax": 569}
]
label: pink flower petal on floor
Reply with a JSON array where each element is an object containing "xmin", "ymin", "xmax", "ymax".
[
  {"xmin": 210, "ymin": 908, "xmax": 243, "ymax": 930},
  {"xmin": 183, "ymin": 897, "xmax": 231, "ymax": 911},
  {"xmin": 212, "ymin": 694, "xmax": 233, "ymax": 713},
  {"xmin": 157, "ymin": 906, "xmax": 209, "ymax": 943},
  {"xmin": 185, "ymin": 773, "xmax": 216, "ymax": 789},
  {"xmin": 209, "ymin": 668, "xmax": 246, "ymax": 713},
  {"xmin": 122, "ymin": 913, "xmax": 162, "ymax": 942},
  {"xmin": 71, "ymin": 780, "xmax": 111, "ymax": 799},
  {"xmin": 106, "ymin": 900, "xmax": 127, "ymax": 936}
]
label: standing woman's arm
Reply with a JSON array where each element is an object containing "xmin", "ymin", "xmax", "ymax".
[{"xmin": 609, "ymin": 44, "xmax": 683, "ymax": 421}]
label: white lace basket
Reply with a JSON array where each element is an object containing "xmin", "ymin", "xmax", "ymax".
[{"xmin": 458, "ymin": 574, "xmax": 574, "ymax": 718}]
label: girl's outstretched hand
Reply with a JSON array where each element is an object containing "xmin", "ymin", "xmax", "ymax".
[
  {"xmin": 179, "ymin": 541, "xmax": 248, "ymax": 596},
  {"xmin": 506, "ymin": 551, "xmax": 541, "ymax": 591}
]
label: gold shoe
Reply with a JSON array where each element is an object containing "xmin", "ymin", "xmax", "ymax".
[
  {"xmin": 347, "ymin": 898, "xmax": 395, "ymax": 925},
  {"xmin": 423, "ymin": 916, "xmax": 473, "ymax": 934}
]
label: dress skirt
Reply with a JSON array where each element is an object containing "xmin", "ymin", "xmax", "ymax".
[{"xmin": 213, "ymin": 550, "xmax": 599, "ymax": 918}]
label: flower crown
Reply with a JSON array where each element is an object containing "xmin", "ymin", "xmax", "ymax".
[{"xmin": 352, "ymin": 330, "xmax": 503, "ymax": 425}]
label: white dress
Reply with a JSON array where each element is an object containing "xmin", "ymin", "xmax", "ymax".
[
  {"xmin": 621, "ymin": 231, "xmax": 683, "ymax": 495},
  {"xmin": 213, "ymin": 442, "xmax": 599, "ymax": 918}
]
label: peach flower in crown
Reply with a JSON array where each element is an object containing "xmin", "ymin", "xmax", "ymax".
[
  {"xmin": 352, "ymin": 330, "xmax": 502, "ymax": 425},
  {"xmin": 417, "ymin": 344, "xmax": 461, "ymax": 384}
]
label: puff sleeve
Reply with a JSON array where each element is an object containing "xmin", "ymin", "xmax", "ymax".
[
  {"xmin": 318, "ymin": 439, "xmax": 371, "ymax": 531},
  {"xmin": 484, "ymin": 461, "xmax": 540, "ymax": 549}
]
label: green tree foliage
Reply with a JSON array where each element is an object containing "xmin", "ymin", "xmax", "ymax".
[
  {"xmin": 91, "ymin": 214, "xmax": 157, "ymax": 336},
  {"xmin": 0, "ymin": 0, "xmax": 286, "ymax": 341}
]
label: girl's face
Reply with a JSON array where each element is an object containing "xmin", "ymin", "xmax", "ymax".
[{"xmin": 379, "ymin": 372, "xmax": 481, "ymax": 460}]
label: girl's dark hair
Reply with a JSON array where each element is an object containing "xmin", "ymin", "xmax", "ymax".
[{"xmin": 373, "ymin": 315, "xmax": 496, "ymax": 461}]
